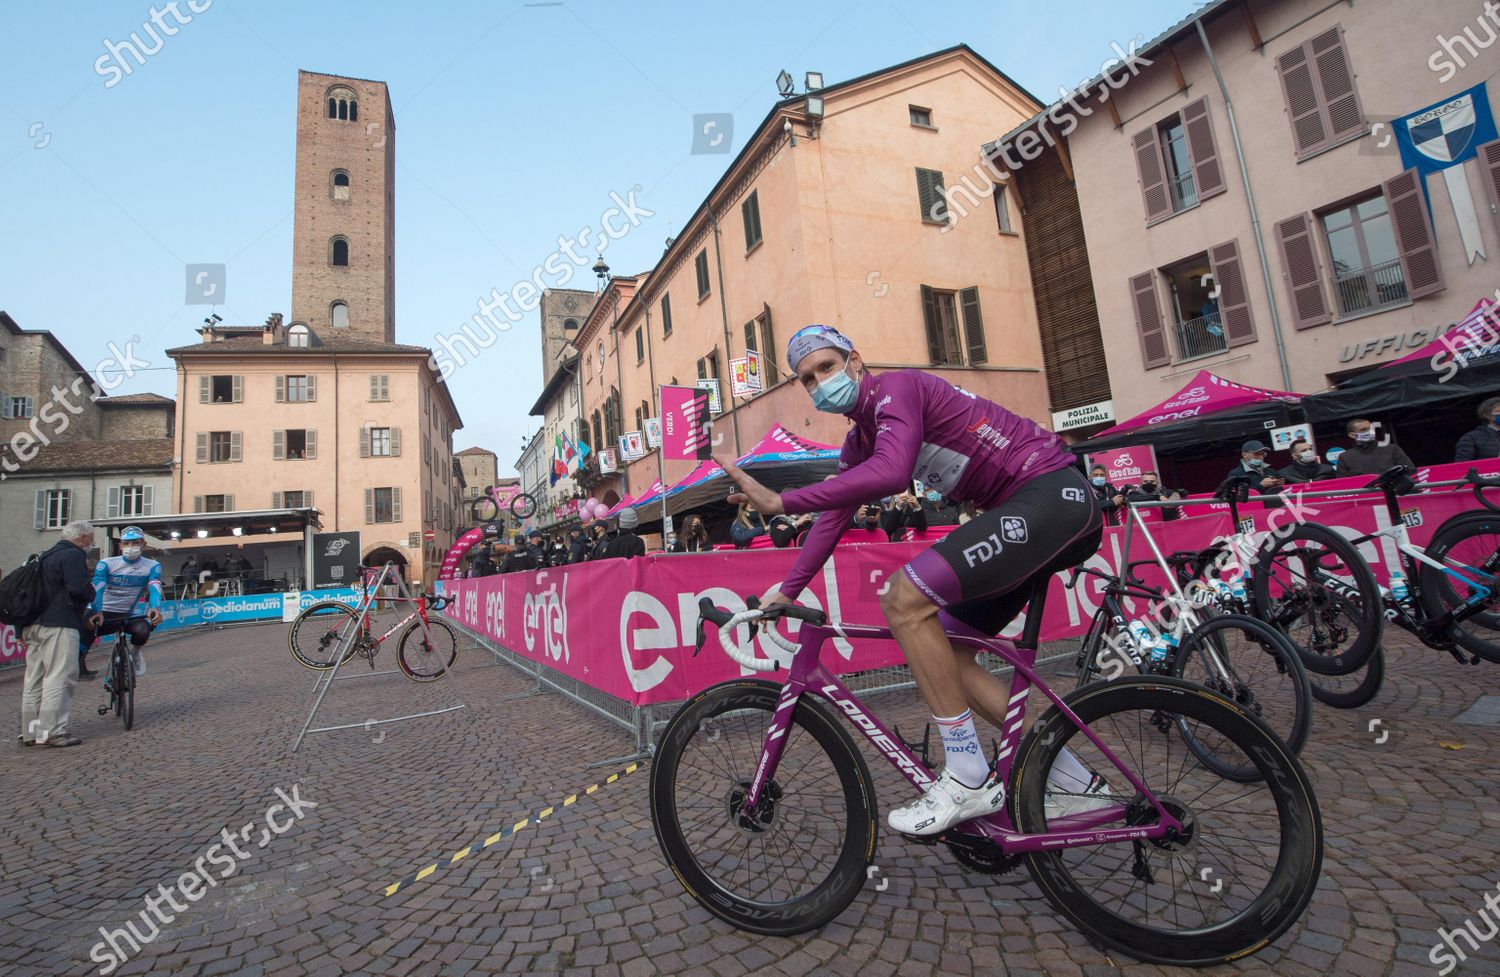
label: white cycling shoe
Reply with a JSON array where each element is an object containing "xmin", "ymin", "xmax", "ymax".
[
  {"xmin": 888, "ymin": 768, "xmax": 1006, "ymax": 836},
  {"xmin": 131, "ymin": 649, "xmax": 146, "ymax": 676},
  {"xmin": 1044, "ymin": 773, "xmax": 1113, "ymax": 821}
]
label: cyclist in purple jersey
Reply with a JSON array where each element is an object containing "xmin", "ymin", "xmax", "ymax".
[{"xmin": 717, "ymin": 325, "xmax": 1106, "ymax": 836}]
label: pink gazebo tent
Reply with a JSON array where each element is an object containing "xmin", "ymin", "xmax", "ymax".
[{"xmin": 1095, "ymin": 369, "xmax": 1302, "ymax": 440}]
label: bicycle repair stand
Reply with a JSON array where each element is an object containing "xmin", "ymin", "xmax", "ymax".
[{"xmin": 291, "ymin": 562, "xmax": 466, "ymax": 752}]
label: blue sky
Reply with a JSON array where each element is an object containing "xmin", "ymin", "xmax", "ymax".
[{"xmin": 0, "ymin": 0, "xmax": 1192, "ymax": 475}]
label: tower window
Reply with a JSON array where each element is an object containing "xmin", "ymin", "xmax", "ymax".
[
  {"xmin": 331, "ymin": 302, "xmax": 349, "ymax": 329},
  {"xmin": 331, "ymin": 170, "xmax": 350, "ymax": 201},
  {"xmin": 327, "ymin": 87, "xmax": 358, "ymax": 122},
  {"xmin": 330, "ymin": 237, "xmax": 349, "ymax": 266}
]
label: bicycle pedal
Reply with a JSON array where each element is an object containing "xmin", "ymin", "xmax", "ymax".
[{"xmin": 896, "ymin": 830, "xmax": 943, "ymax": 846}]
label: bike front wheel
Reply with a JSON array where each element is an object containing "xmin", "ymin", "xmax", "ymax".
[
  {"xmin": 472, "ymin": 496, "xmax": 500, "ymax": 523},
  {"xmin": 1012, "ymin": 676, "xmax": 1323, "ymax": 967},
  {"xmin": 1418, "ymin": 510, "xmax": 1500, "ymax": 663},
  {"xmin": 397, "ymin": 619, "xmax": 458, "ymax": 682},
  {"xmin": 1252, "ymin": 522, "xmax": 1383, "ymax": 675},
  {"xmin": 288, "ymin": 602, "xmax": 362, "ymax": 669},
  {"xmin": 650, "ymin": 679, "xmax": 877, "ymax": 937},
  {"xmin": 1170, "ymin": 613, "xmax": 1312, "ymax": 779},
  {"xmin": 1307, "ymin": 645, "xmax": 1386, "ymax": 709}
]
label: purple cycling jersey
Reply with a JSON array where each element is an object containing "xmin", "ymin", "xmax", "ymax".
[{"xmin": 776, "ymin": 369, "xmax": 1075, "ymax": 598}]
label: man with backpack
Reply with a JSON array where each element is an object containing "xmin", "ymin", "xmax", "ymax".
[{"xmin": 5, "ymin": 520, "xmax": 96, "ymax": 747}]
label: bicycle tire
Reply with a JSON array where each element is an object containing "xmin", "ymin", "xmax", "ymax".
[
  {"xmin": 122, "ymin": 659, "xmax": 134, "ymax": 731},
  {"xmin": 472, "ymin": 497, "xmax": 499, "ymax": 523},
  {"xmin": 651, "ymin": 679, "xmax": 877, "ymax": 937},
  {"xmin": 1170, "ymin": 613, "xmax": 1311, "ymax": 780},
  {"xmin": 1417, "ymin": 510, "xmax": 1500, "ymax": 663},
  {"xmin": 1307, "ymin": 645, "xmax": 1386, "ymax": 709},
  {"xmin": 288, "ymin": 601, "xmax": 361, "ymax": 670},
  {"xmin": 1251, "ymin": 522, "xmax": 1382, "ymax": 675},
  {"xmin": 111, "ymin": 644, "xmax": 126, "ymax": 719},
  {"xmin": 1012, "ymin": 676, "xmax": 1323, "ymax": 967},
  {"xmin": 1073, "ymin": 612, "xmax": 1117, "ymax": 689},
  {"xmin": 397, "ymin": 618, "xmax": 458, "ymax": 682}
]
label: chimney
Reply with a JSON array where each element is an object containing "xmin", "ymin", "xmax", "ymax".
[{"xmin": 263, "ymin": 312, "xmax": 285, "ymax": 345}]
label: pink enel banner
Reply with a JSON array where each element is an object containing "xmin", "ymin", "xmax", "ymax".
[{"xmin": 440, "ymin": 487, "xmax": 1497, "ymax": 707}]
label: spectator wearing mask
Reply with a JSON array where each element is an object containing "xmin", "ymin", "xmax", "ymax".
[
  {"xmin": 1455, "ymin": 396, "xmax": 1500, "ymax": 463},
  {"xmin": 546, "ymin": 535, "xmax": 570, "ymax": 567},
  {"xmin": 501, "ymin": 533, "xmax": 544, "ymax": 573},
  {"xmin": 1278, "ymin": 439, "xmax": 1336, "ymax": 483},
  {"xmin": 598, "ymin": 508, "xmax": 647, "ymax": 560},
  {"xmin": 672, "ymin": 515, "xmax": 712, "ymax": 553},
  {"xmin": 880, "ymin": 492, "xmax": 929, "ymax": 541},
  {"xmin": 1088, "ymin": 465, "xmax": 1123, "ymax": 525},
  {"xmin": 918, "ymin": 488, "xmax": 963, "ymax": 526},
  {"xmin": 731, "ymin": 502, "xmax": 768, "ymax": 549},
  {"xmin": 1335, "ymin": 418, "xmax": 1415, "ymax": 477},
  {"xmin": 1225, "ymin": 440, "xmax": 1286, "ymax": 494},
  {"xmin": 19, "ymin": 520, "xmax": 96, "ymax": 747},
  {"xmin": 1125, "ymin": 471, "xmax": 1183, "ymax": 521}
]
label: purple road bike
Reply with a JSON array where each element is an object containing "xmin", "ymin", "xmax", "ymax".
[{"xmin": 650, "ymin": 582, "xmax": 1323, "ymax": 967}]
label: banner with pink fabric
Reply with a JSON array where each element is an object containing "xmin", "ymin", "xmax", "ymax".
[
  {"xmin": 1093, "ymin": 369, "xmax": 1301, "ymax": 439},
  {"xmin": 439, "ymin": 486, "xmax": 1494, "ymax": 706}
]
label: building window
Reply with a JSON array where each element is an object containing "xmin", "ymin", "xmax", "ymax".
[
  {"xmin": 368, "ymin": 427, "xmax": 393, "ymax": 456},
  {"xmin": 288, "ymin": 324, "xmax": 310, "ymax": 348},
  {"xmin": 909, "ymin": 105, "xmax": 934, "ymax": 128},
  {"xmin": 695, "ymin": 249, "xmax": 710, "ymax": 299},
  {"xmin": 38, "ymin": 489, "xmax": 70, "ymax": 529},
  {"xmin": 370, "ymin": 374, "xmax": 390, "ymax": 401},
  {"xmin": 563, "ymin": 317, "xmax": 578, "ymax": 333},
  {"xmin": 1321, "ymin": 194, "xmax": 1407, "ymax": 318},
  {"xmin": 331, "ymin": 301, "xmax": 349, "ymax": 329},
  {"xmin": 330, "ymin": 238, "xmax": 350, "ymax": 267},
  {"xmin": 635, "ymin": 325, "xmax": 645, "ymax": 363},
  {"xmin": 210, "ymin": 431, "xmax": 234, "ymax": 462},
  {"xmin": 286, "ymin": 375, "xmax": 310, "ymax": 402},
  {"xmin": 919, "ymin": 286, "xmax": 988, "ymax": 366},
  {"xmin": 331, "ymin": 170, "xmax": 350, "ymax": 201},
  {"xmin": 742, "ymin": 190, "xmax": 763, "ymax": 250},
  {"xmin": 994, "ymin": 184, "xmax": 1013, "ymax": 233},
  {"xmin": 327, "ymin": 87, "xmax": 358, "ymax": 122},
  {"xmin": 916, "ymin": 167, "xmax": 948, "ymax": 224},
  {"xmin": 591, "ymin": 411, "xmax": 602, "ymax": 450},
  {"xmin": 210, "ymin": 375, "xmax": 235, "ymax": 403},
  {"xmin": 368, "ymin": 487, "xmax": 399, "ymax": 524},
  {"xmin": 203, "ymin": 494, "xmax": 229, "ymax": 513},
  {"xmin": 285, "ymin": 429, "xmax": 309, "ymax": 460},
  {"xmin": 1160, "ymin": 254, "xmax": 1227, "ymax": 361},
  {"xmin": 696, "ymin": 351, "xmax": 721, "ymax": 380},
  {"xmin": 1159, "ymin": 116, "xmax": 1198, "ymax": 213},
  {"xmin": 660, "ymin": 293, "xmax": 673, "ymax": 337},
  {"xmin": 743, "ymin": 306, "xmax": 779, "ymax": 386},
  {"xmin": 283, "ymin": 490, "xmax": 308, "ymax": 509},
  {"xmin": 4, "ymin": 396, "xmax": 34, "ymax": 419},
  {"xmin": 119, "ymin": 485, "xmax": 147, "ymax": 517}
]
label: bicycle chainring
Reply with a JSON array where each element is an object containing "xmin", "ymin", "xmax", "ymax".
[{"xmin": 945, "ymin": 836, "xmax": 1021, "ymax": 876}]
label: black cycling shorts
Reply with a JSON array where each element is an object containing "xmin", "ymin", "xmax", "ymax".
[{"xmin": 902, "ymin": 465, "xmax": 1103, "ymax": 635}]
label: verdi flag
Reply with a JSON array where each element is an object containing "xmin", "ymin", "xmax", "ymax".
[{"xmin": 659, "ymin": 384, "xmax": 710, "ymax": 460}]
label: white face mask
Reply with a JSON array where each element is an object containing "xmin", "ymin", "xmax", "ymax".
[
  {"xmin": 122, "ymin": 545, "xmax": 143, "ymax": 561},
  {"xmin": 1353, "ymin": 430, "xmax": 1376, "ymax": 443},
  {"xmin": 1297, "ymin": 450, "xmax": 1316, "ymax": 464}
]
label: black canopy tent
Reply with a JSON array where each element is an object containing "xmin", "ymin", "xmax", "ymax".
[{"xmin": 1071, "ymin": 399, "xmax": 1300, "ymax": 457}]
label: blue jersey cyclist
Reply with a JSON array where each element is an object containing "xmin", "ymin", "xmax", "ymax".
[
  {"xmin": 716, "ymin": 325, "xmax": 1110, "ymax": 837},
  {"xmin": 87, "ymin": 526, "xmax": 164, "ymax": 680}
]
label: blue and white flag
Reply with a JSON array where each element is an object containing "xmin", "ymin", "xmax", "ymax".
[{"xmin": 1393, "ymin": 83, "xmax": 1497, "ymax": 264}]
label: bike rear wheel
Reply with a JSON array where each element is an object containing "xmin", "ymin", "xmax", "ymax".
[
  {"xmin": 650, "ymin": 679, "xmax": 877, "ymax": 937},
  {"xmin": 1418, "ymin": 511, "xmax": 1500, "ymax": 663},
  {"xmin": 397, "ymin": 619, "xmax": 458, "ymax": 681},
  {"xmin": 1170, "ymin": 613, "xmax": 1312, "ymax": 780},
  {"xmin": 1307, "ymin": 645, "xmax": 1386, "ymax": 708},
  {"xmin": 113, "ymin": 642, "xmax": 134, "ymax": 730},
  {"xmin": 472, "ymin": 496, "xmax": 499, "ymax": 523},
  {"xmin": 1012, "ymin": 676, "xmax": 1323, "ymax": 967},
  {"xmin": 1252, "ymin": 522, "xmax": 1382, "ymax": 675},
  {"xmin": 289, "ymin": 602, "xmax": 362, "ymax": 669}
]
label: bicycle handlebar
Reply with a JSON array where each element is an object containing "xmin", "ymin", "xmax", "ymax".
[
  {"xmin": 1464, "ymin": 467, "xmax": 1500, "ymax": 513},
  {"xmin": 695, "ymin": 597, "xmax": 816, "ymax": 672}
]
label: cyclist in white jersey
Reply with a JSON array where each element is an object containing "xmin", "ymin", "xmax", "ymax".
[{"xmin": 87, "ymin": 526, "xmax": 163, "ymax": 679}]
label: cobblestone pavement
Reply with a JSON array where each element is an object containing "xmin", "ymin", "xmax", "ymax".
[{"xmin": 2, "ymin": 616, "xmax": 1498, "ymax": 977}]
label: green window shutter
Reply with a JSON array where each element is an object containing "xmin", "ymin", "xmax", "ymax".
[
  {"xmin": 920, "ymin": 285, "xmax": 944, "ymax": 364},
  {"xmin": 959, "ymin": 287, "xmax": 987, "ymax": 366}
]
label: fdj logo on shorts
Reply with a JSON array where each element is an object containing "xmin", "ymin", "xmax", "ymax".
[{"xmin": 962, "ymin": 533, "xmax": 1003, "ymax": 567}]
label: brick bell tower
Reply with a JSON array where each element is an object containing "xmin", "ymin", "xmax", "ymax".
[{"xmin": 290, "ymin": 70, "xmax": 396, "ymax": 343}]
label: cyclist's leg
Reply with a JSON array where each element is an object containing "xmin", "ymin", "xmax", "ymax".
[{"xmin": 125, "ymin": 616, "xmax": 153, "ymax": 674}]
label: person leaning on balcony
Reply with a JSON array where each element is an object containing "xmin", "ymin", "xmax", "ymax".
[
  {"xmin": 731, "ymin": 502, "xmax": 768, "ymax": 549},
  {"xmin": 1335, "ymin": 418, "xmax": 1415, "ymax": 477},
  {"xmin": 1225, "ymin": 440, "xmax": 1286, "ymax": 495},
  {"xmin": 1278, "ymin": 439, "xmax": 1336, "ymax": 483},
  {"xmin": 1454, "ymin": 397, "xmax": 1500, "ymax": 463}
]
